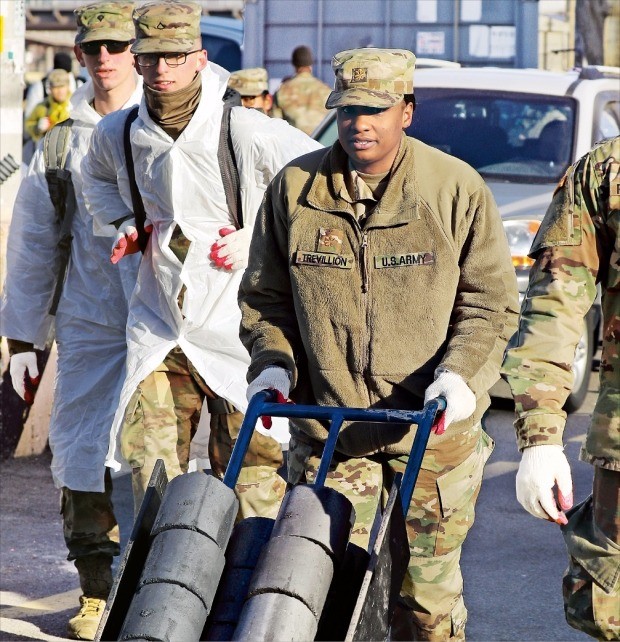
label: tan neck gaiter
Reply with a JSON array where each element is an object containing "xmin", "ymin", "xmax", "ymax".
[{"xmin": 144, "ymin": 72, "xmax": 202, "ymax": 140}]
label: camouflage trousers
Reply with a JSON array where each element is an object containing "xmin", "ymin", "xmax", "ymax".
[
  {"xmin": 288, "ymin": 422, "xmax": 493, "ymax": 641},
  {"xmin": 60, "ymin": 467, "xmax": 120, "ymax": 561},
  {"xmin": 561, "ymin": 467, "xmax": 620, "ymax": 641},
  {"xmin": 121, "ymin": 348, "xmax": 286, "ymax": 520}
]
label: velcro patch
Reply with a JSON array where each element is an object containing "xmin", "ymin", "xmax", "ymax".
[
  {"xmin": 318, "ymin": 228, "xmax": 344, "ymax": 254},
  {"xmin": 295, "ymin": 250, "xmax": 354, "ymax": 269},
  {"xmin": 374, "ymin": 252, "xmax": 435, "ymax": 269}
]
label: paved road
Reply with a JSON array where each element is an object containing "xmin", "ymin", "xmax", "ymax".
[{"xmin": 1, "ymin": 381, "xmax": 598, "ymax": 642}]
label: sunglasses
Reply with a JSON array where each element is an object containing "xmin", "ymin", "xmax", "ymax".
[{"xmin": 79, "ymin": 40, "xmax": 132, "ymax": 55}]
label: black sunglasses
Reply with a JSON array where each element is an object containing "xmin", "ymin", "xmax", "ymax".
[{"xmin": 79, "ymin": 40, "xmax": 132, "ymax": 55}]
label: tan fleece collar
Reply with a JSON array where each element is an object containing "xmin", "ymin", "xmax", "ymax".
[{"xmin": 306, "ymin": 134, "xmax": 419, "ymax": 227}]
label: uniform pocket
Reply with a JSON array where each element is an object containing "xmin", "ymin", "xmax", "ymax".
[
  {"xmin": 434, "ymin": 430, "xmax": 494, "ymax": 556},
  {"xmin": 530, "ymin": 167, "xmax": 581, "ymax": 252},
  {"xmin": 563, "ymin": 556, "xmax": 620, "ymax": 641},
  {"xmin": 286, "ymin": 436, "xmax": 313, "ymax": 486},
  {"xmin": 120, "ymin": 387, "xmax": 145, "ymax": 469},
  {"xmin": 592, "ymin": 582, "xmax": 620, "ymax": 641}
]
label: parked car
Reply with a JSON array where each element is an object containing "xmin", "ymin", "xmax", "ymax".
[
  {"xmin": 200, "ymin": 15, "xmax": 243, "ymax": 72},
  {"xmin": 312, "ymin": 65, "xmax": 620, "ymax": 411}
]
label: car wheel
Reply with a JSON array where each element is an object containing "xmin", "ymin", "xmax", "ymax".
[{"xmin": 564, "ymin": 313, "xmax": 595, "ymax": 413}]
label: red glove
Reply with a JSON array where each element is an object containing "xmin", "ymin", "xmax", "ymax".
[
  {"xmin": 111, "ymin": 219, "xmax": 152, "ymax": 264},
  {"xmin": 210, "ymin": 226, "xmax": 252, "ymax": 271},
  {"xmin": 432, "ymin": 412, "xmax": 446, "ymax": 436},
  {"xmin": 246, "ymin": 367, "xmax": 292, "ymax": 429},
  {"xmin": 260, "ymin": 390, "xmax": 289, "ymax": 429}
]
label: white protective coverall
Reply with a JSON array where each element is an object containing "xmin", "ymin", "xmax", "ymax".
[
  {"xmin": 83, "ymin": 62, "xmax": 322, "ymax": 472},
  {"xmin": 0, "ymin": 79, "xmax": 143, "ymax": 492}
]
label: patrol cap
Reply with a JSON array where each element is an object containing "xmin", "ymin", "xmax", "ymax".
[
  {"xmin": 74, "ymin": 2, "xmax": 135, "ymax": 45},
  {"xmin": 228, "ymin": 68, "xmax": 269, "ymax": 96},
  {"xmin": 48, "ymin": 69, "xmax": 71, "ymax": 87},
  {"xmin": 131, "ymin": 1, "xmax": 201, "ymax": 54},
  {"xmin": 325, "ymin": 48, "xmax": 416, "ymax": 109}
]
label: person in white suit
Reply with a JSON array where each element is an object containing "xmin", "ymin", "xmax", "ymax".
[
  {"xmin": 83, "ymin": 0, "xmax": 322, "ymax": 519},
  {"xmin": 0, "ymin": 3, "xmax": 142, "ymax": 639}
]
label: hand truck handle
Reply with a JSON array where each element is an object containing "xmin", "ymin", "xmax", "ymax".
[{"xmin": 224, "ymin": 392, "xmax": 447, "ymax": 494}]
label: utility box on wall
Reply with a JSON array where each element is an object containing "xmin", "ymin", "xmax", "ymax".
[{"xmin": 243, "ymin": 0, "xmax": 539, "ymax": 85}]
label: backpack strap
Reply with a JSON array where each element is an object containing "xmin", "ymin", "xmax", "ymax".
[
  {"xmin": 43, "ymin": 118, "xmax": 76, "ymax": 315},
  {"xmin": 122, "ymin": 105, "xmax": 150, "ymax": 252},
  {"xmin": 217, "ymin": 93, "xmax": 243, "ymax": 229},
  {"xmin": 43, "ymin": 117, "xmax": 73, "ymax": 215}
]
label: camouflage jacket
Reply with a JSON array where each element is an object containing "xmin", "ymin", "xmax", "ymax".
[
  {"xmin": 502, "ymin": 136, "xmax": 620, "ymax": 468},
  {"xmin": 272, "ymin": 71, "xmax": 331, "ymax": 135}
]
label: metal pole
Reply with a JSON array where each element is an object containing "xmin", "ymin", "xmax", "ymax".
[{"xmin": 453, "ymin": 0, "xmax": 460, "ymax": 64}]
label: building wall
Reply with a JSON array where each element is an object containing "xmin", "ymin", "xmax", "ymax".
[{"xmin": 539, "ymin": 0, "xmax": 619, "ymax": 70}]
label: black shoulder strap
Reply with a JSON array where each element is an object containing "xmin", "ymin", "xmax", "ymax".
[
  {"xmin": 123, "ymin": 105, "xmax": 149, "ymax": 252},
  {"xmin": 43, "ymin": 118, "xmax": 76, "ymax": 315},
  {"xmin": 218, "ymin": 93, "xmax": 243, "ymax": 229},
  {"xmin": 123, "ymin": 98, "xmax": 242, "ymax": 243}
]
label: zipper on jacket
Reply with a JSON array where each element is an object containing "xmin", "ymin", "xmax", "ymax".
[
  {"xmin": 359, "ymin": 230, "xmax": 373, "ymax": 412},
  {"xmin": 360, "ymin": 232, "xmax": 369, "ymax": 293}
]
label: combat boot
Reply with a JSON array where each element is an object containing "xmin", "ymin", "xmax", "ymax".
[{"xmin": 67, "ymin": 554, "xmax": 113, "ymax": 640}]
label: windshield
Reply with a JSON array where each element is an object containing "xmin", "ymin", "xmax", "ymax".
[{"xmin": 408, "ymin": 89, "xmax": 576, "ymax": 183}]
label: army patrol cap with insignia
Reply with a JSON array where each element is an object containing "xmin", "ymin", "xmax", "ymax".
[
  {"xmin": 326, "ymin": 48, "xmax": 416, "ymax": 109},
  {"xmin": 74, "ymin": 2, "xmax": 135, "ymax": 45},
  {"xmin": 131, "ymin": 1, "xmax": 201, "ymax": 54},
  {"xmin": 228, "ymin": 68, "xmax": 269, "ymax": 96}
]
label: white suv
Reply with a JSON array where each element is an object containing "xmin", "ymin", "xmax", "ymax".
[{"xmin": 312, "ymin": 66, "xmax": 620, "ymax": 411}]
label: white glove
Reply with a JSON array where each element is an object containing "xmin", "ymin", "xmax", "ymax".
[
  {"xmin": 37, "ymin": 117, "xmax": 51, "ymax": 133},
  {"xmin": 516, "ymin": 444, "xmax": 573, "ymax": 525},
  {"xmin": 424, "ymin": 369, "xmax": 476, "ymax": 429},
  {"xmin": 210, "ymin": 226, "xmax": 252, "ymax": 271},
  {"xmin": 246, "ymin": 366, "xmax": 291, "ymax": 402},
  {"xmin": 10, "ymin": 352, "xmax": 39, "ymax": 400}
]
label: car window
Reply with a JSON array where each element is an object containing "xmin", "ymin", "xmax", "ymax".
[
  {"xmin": 408, "ymin": 89, "xmax": 576, "ymax": 183},
  {"xmin": 200, "ymin": 34, "xmax": 241, "ymax": 71},
  {"xmin": 313, "ymin": 114, "xmax": 339, "ymax": 149},
  {"xmin": 595, "ymin": 101, "xmax": 620, "ymax": 140}
]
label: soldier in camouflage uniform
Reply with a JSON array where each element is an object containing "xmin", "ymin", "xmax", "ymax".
[
  {"xmin": 240, "ymin": 48, "xmax": 519, "ymax": 640},
  {"xmin": 502, "ymin": 136, "xmax": 620, "ymax": 640},
  {"xmin": 272, "ymin": 44, "xmax": 332, "ymax": 135},
  {"xmin": 228, "ymin": 67, "xmax": 273, "ymax": 114}
]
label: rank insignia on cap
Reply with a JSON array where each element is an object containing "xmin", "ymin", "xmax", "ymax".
[
  {"xmin": 351, "ymin": 67, "xmax": 368, "ymax": 83},
  {"xmin": 318, "ymin": 228, "xmax": 344, "ymax": 254}
]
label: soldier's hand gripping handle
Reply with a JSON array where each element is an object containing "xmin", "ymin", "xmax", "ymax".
[
  {"xmin": 424, "ymin": 369, "xmax": 476, "ymax": 434},
  {"xmin": 9, "ymin": 351, "xmax": 40, "ymax": 405},
  {"xmin": 516, "ymin": 444, "xmax": 573, "ymax": 525},
  {"xmin": 246, "ymin": 366, "xmax": 291, "ymax": 428}
]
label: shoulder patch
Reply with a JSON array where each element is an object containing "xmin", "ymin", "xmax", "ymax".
[{"xmin": 553, "ymin": 169, "xmax": 569, "ymax": 196}]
